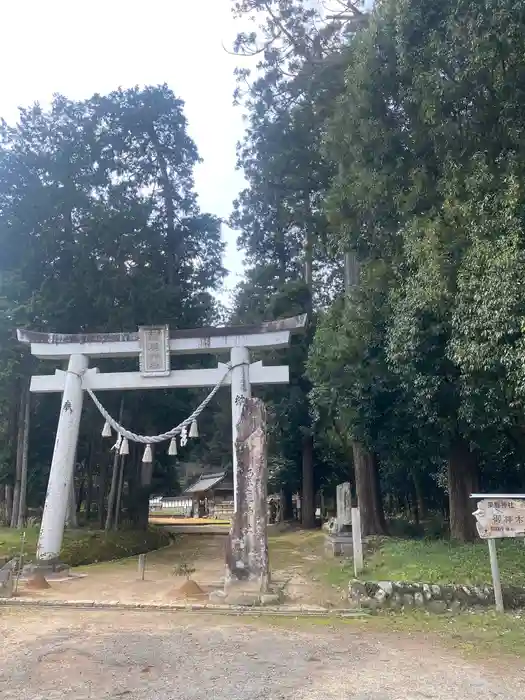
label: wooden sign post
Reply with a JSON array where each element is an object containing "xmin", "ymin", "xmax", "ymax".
[{"xmin": 471, "ymin": 493, "xmax": 525, "ymax": 613}]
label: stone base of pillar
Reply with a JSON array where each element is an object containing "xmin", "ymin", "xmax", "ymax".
[
  {"xmin": 22, "ymin": 560, "xmax": 70, "ymax": 577},
  {"xmin": 324, "ymin": 532, "xmax": 354, "ymax": 557},
  {"xmin": 25, "ymin": 570, "xmax": 51, "ymax": 590},
  {"xmin": 209, "ymin": 581, "xmax": 282, "ymax": 607}
]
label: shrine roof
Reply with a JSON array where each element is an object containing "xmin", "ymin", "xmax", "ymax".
[{"xmin": 183, "ymin": 472, "xmax": 231, "ymax": 495}]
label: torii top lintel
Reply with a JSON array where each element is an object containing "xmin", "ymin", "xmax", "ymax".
[{"xmin": 17, "ymin": 314, "xmax": 307, "ymax": 360}]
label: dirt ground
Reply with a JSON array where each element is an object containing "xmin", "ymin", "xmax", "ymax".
[
  {"xmin": 16, "ymin": 531, "xmax": 342, "ymax": 607},
  {"xmin": 4, "ymin": 533, "xmax": 525, "ymax": 698},
  {"xmin": 0, "ymin": 608, "xmax": 523, "ymax": 699}
]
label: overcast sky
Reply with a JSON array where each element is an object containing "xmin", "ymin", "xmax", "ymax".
[{"xmin": 0, "ymin": 0, "xmax": 249, "ymax": 303}]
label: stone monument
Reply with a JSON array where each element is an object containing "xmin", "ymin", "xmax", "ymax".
[
  {"xmin": 326, "ymin": 481, "xmax": 354, "ymax": 557},
  {"xmin": 226, "ymin": 398, "xmax": 269, "ymax": 589},
  {"xmin": 336, "ymin": 482, "xmax": 352, "ymax": 532},
  {"xmin": 211, "ymin": 397, "xmax": 279, "ymax": 605}
]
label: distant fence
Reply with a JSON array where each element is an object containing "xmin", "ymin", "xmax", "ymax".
[{"xmin": 149, "ymin": 497, "xmax": 192, "ymax": 517}]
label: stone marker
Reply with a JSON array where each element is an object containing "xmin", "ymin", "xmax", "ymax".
[
  {"xmin": 336, "ymin": 482, "xmax": 352, "ymax": 532},
  {"xmin": 138, "ymin": 553, "xmax": 146, "ymax": 581},
  {"xmin": 351, "ymin": 507, "xmax": 364, "ymax": 574},
  {"xmin": 324, "ymin": 481, "xmax": 353, "ymax": 557},
  {"xmin": 224, "ymin": 397, "xmax": 270, "ymax": 599}
]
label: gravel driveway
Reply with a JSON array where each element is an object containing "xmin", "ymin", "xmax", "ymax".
[{"xmin": 0, "ymin": 609, "xmax": 522, "ymax": 699}]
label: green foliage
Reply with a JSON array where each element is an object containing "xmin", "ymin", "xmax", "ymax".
[
  {"xmin": 60, "ymin": 528, "xmax": 171, "ymax": 567},
  {"xmin": 231, "ymin": 0, "xmax": 525, "ymax": 537},
  {"xmin": 229, "ymin": 2, "xmax": 366, "ymax": 504},
  {"xmin": 0, "ymin": 84, "xmax": 226, "ymax": 519},
  {"xmin": 306, "ymin": 0, "xmax": 525, "ymax": 535},
  {"xmin": 0, "ymin": 526, "xmax": 170, "ymax": 566},
  {"xmin": 324, "ymin": 538, "xmax": 525, "ymax": 587},
  {"xmin": 173, "ymin": 558, "xmax": 197, "ymax": 579},
  {"xmin": 367, "ymin": 538, "xmax": 525, "ymax": 587}
]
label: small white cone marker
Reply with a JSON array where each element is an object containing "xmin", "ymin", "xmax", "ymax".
[
  {"xmin": 142, "ymin": 444, "xmax": 153, "ymax": 463},
  {"xmin": 189, "ymin": 420, "xmax": 199, "ymax": 438},
  {"xmin": 168, "ymin": 438, "xmax": 178, "ymax": 456},
  {"xmin": 119, "ymin": 437, "xmax": 129, "ymax": 456},
  {"xmin": 102, "ymin": 421, "xmax": 112, "ymax": 438}
]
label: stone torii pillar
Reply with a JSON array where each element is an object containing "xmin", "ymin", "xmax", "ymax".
[
  {"xmin": 37, "ymin": 353, "xmax": 88, "ymax": 567},
  {"xmin": 230, "ymin": 345, "xmax": 251, "ymax": 509}
]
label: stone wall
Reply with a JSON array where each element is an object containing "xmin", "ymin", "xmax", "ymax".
[{"xmin": 349, "ymin": 579, "xmax": 525, "ymax": 612}]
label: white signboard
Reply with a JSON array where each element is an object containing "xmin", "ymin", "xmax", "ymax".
[
  {"xmin": 139, "ymin": 325, "xmax": 170, "ymax": 377},
  {"xmin": 473, "ymin": 498, "xmax": 525, "ymax": 539}
]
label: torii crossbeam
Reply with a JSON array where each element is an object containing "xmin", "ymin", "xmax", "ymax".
[{"xmin": 17, "ymin": 315, "xmax": 307, "ymax": 567}]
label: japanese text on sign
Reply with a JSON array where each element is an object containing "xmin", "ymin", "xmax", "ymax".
[
  {"xmin": 139, "ymin": 325, "xmax": 170, "ymax": 376},
  {"xmin": 473, "ymin": 499, "xmax": 525, "ymax": 539}
]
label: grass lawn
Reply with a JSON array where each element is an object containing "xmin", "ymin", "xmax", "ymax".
[
  {"xmin": 266, "ymin": 527, "xmax": 525, "ymax": 589},
  {"xmin": 268, "ymin": 529, "xmax": 324, "ymax": 570},
  {"xmin": 266, "ymin": 529, "xmax": 525, "ymax": 659},
  {"xmin": 0, "ymin": 527, "xmax": 39, "ymax": 559},
  {"xmin": 323, "ymin": 537, "xmax": 525, "ymax": 587},
  {"xmin": 0, "ymin": 526, "xmax": 170, "ymax": 566}
]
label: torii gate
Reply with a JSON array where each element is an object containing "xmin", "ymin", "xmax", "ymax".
[{"xmin": 17, "ymin": 315, "xmax": 306, "ymax": 566}]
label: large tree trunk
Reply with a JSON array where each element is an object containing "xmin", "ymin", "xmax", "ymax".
[
  {"xmin": 105, "ymin": 451, "xmax": 121, "ymax": 532},
  {"xmin": 105, "ymin": 398, "xmax": 124, "ymax": 531},
  {"xmin": 412, "ymin": 470, "xmax": 426, "ymax": 522},
  {"xmin": 10, "ymin": 382, "xmax": 27, "ymax": 528},
  {"xmin": 0, "ymin": 487, "xmax": 6, "ymax": 525},
  {"xmin": 5, "ymin": 485, "xmax": 13, "ymax": 526},
  {"xmin": 126, "ymin": 448, "xmax": 140, "ymax": 528},
  {"xmin": 344, "ymin": 250, "xmax": 360, "ymax": 292},
  {"xmin": 85, "ymin": 440, "xmax": 95, "ymax": 521},
  {"xmin": 17, "ymin": 382, "xmax": 30, "ymax": 528},
  {"xmin": 76, "ymin": 459, "xmax": 87, "ymax": 516},
  {"xmin": 65, "ymin": 473, "xmax": 78, "ymax": 528},
  {"xmin": 149, "ymin": 127, "xmax": 179, "ymax": 286},
  {"xmin": 279, "ymin": 487, "xmax": 293, "ymax": 521},
  {"xmin": 301, "ymin": 435, "xmax": 315, "ymax": 528},
  {"xmin": 114, "ymin": 453, "xmax": 126, "ymax": 530},
  {"xmin": 98, "ymin": 460, "xmax": 108, "ymax": 529},
  {"xmin": 136, "ymin": 458, "xmax": 153, "ymax": 531},
  {"xmin": 304, "ymin": 230, "xmax": 313, "ymax": 289},
  {"xmin": 352, "ymin": 442, "xmax": 387, "ymax": 536},
  {"xmin": 448, "ymin": 437, "xmax": 479, "ymax": 542}
]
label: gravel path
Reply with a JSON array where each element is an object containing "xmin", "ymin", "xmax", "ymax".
[{"xmin": 0, "ymin": 609, "xmax": 522, "ymax": 699}]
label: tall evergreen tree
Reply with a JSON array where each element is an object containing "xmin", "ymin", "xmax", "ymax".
[{"xmin": 0, "ymin": 85, "xmax": 225, "ymax": 526}]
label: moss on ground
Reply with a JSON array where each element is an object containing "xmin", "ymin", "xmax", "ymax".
[
  {"xmin": 0, "ymin": 526, "xmax": 170, "ymax": 566},
  {"xmin": 322, "ymin": 537, "xmax": 525, "ymax": 587},
  {"xmin": 256, "ymin": 609, "xmax": 525, "ymax": 660}
]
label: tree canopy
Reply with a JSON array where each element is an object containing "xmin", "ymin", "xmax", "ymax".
[
  {"xmin": 230, "ymin": 0, "xmax": 525, "ymax": 539},
  {"xmin": 4, "ymin": 0, "xmax": 525, "ymax": 542},
  {"xmin": 0, "ymin": 85, "xmax": 225, "ymax": 526}
]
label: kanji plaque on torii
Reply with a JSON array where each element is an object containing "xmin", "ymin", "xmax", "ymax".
[
  {"xmin": 139, "ymin": 325, "xmax": 170, "ymax": 376},
  {"xmin": 473, "ymin": 498, "xmax": 525, "ymax": 539}
]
